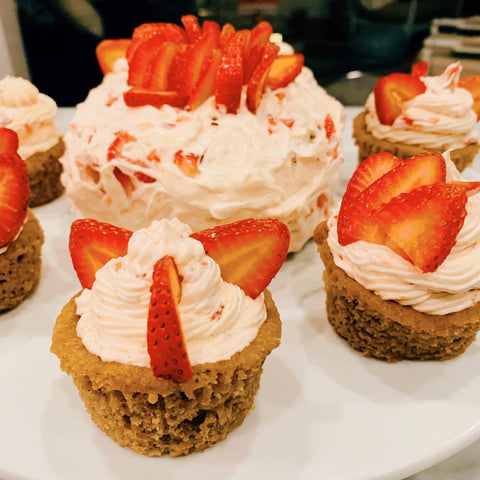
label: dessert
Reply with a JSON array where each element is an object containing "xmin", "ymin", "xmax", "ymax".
[
  {"xmin": 0, "ymin": 76, "xmax": 65, "ymax": 206},
  {"xmin": 314, "ymin": 150, "xmax": 480, "ymax": 361},
  {"xmin": 353, "ymin": 62, "xmax": 480, "ymax": 171},
  {"xmin": 0, "ymin": 128, "xmax": 44, "ymax": 311},
  {"xmin": 51, "ymin": 216, "xmax": 288, "ymax": 456},
  {"xmin": 60, "ymin": 16, "xmax": 344, "ymax": 252}
]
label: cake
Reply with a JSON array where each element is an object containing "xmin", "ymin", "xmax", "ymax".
[
  {"xmin": 353, "ymin": 62, "xmax": 480, "ymax": 171},
  {"xmin": 51, "ymin": 215, "xmax": 288, "ymax": 456},
  {"xmin": 314, "ymin": 150, "xmax": 480, "ymax": 361},
  {"xmin": 59, "ymin": 16, "xmax": 344, "ymax": 252},
  {"xmin": 0, "ymin": 129, "xmax": 44, "ymax": 311},
  {"xmin": 0, "ymin": 76, "xmax": 65, "ymax": 206}
]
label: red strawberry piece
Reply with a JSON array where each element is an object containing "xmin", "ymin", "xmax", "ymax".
[
  {"xmin": 147, "ymin": 255, "xmax": 193, "ymax": 382},
  {"xmin": 68, "ymin": 218, "xmax": 133, "ymax": 289},
  {"xmin": 411, "ymin": 60, "xmax": 428, "ymax": 78},
  {"xmin": 373, "ymin": 183, "xmax": 475, "ymax": 272},
  {"xmin": 95, "ymin": 38, "xmax": 131, "ymax": 74},
  {"xmin": 249, "ymin": 21, "xmax": 273, "ymax": 48},
  {"xmin": 0, "ymin": 128, "xmax": 19, "ymax": 154},
  {"xmin": 113, "ymin": 167, "xmax": 135, "ymax": 196},
  {"xmin": 219, "ymin": 23, "xmax": 236, "ymax": 48},
  {"xmin": 174, "ymin": 150, "xmax": 201, "ymax": 177},
  {"xmin": 190, "ymin": 217, "xmax": 290, "ymax": 299},
  {"xmin": 215, "ymin": 44, "xmax": 244, "ymax": 114},
  {"xmin": 181, "ymin": 14, "xmax": 202, "ymax": 44},
  {"xmin": 202, "ymin": 20, "xmax": 220, "ymax": 46},
  {"xmin": 126, "ymin": 23, "xmax": 187, "ymax": 62},
  {"xmin": 107, "ymin": 130, "xmax": 136, "ymax": 161},
  {"xmin": 324, "ymin": 114, "xmax": 335, "ymax": 140},
  {"xmin": 243, "ymin": 21, "xmax": 272, "ymax": 84},
  {"xmin": 374, "ymin": 73, "xmax": 426, "ymax": 125},
  {"xmin": 186, "ymin": 48, "xmax": 222, "ymax": 110},
  {"xmin": 0, "ymin": 153, "xmax": 29, "ymax": 248},
  {"xmin": 124, "ymin": 88, "xmax": 187, "ymax": 109},
  {"xmin": 458, "ymin": 75, "xmax": 480, "ymax": 120},
  {"xmin": 146, "ymin": 41, "xmax": 178, "ymax": 91},
  {"xmin": 246, "ymin": 43, "xmax": 280, "ymax": 114},
  {"xmin": 265, "ymin": 53, "xmax": 304, "ymax": 91}
]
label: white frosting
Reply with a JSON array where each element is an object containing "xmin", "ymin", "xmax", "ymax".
[
  {"xmin": 0, "ymin": 76, "xmax": 62, "ymax": 158},
  {"xmin": 76, "ymin": 218, "xmax": 267, "ymax": 366},
  {"xmin": 327, "ymin": 156, "xmax": 480, "ymax": 315},
  {"xmin": 60, "ymin": 64, "xmax": 344, "ymax": 252},
  {"xmin": 365, "ymin": 63, "xmax": 478, "ymax": 150}
]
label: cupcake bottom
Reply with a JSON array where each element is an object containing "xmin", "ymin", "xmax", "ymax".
[
  {"xmin": 0, "ymin": 210, "xmax": 44, "ymax": 311},
  {"xmin": 314, "ymin": 221, "xmax": 480, "ymax": 362},
  {"xmin": 51, "ymin": 290, "xmax": 281, "ymax": 456},
  {"xmin": 26, "ymin": 138, "xmax": 65, "ymax": 207},
  {"xmin": 353, "ymin": 111, "xmax": 480, "ymax": 171}
]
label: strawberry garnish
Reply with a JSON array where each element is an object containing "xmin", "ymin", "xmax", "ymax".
[
  {"xmin": 0, "ymin": 153, "xmax": 29, "ymax": 248},
  {"xmin": 374, "ymin": 73, "xmax": 426, "ymax": 125},
  {"xmin": 107, "ymin": 130, "xmax": 136, "ymax": 161},
  {"xmin": 69, "ymin": 219, "xmax": 133, "ymax": 289},
  {"xmin": 0, "ymin": 127, "xmax": 19, "ymax": 154},
  {"xmin": 202, "ymin": 20, "xmax": 221, "ymax": 45},
  {"xmin": 174, "ymin": 150, "xmax": 201, "ymax": 177},
  {"xmin": 147, "ymin": 255, "xmax": 193, "ymax": 382},
  {"xmin": 215, "ymin": 44, "xmax": 244, "ymax": 113},
  {"xmin": 324, "ymin": 114, "xmax": 335, "ymax": 140},
  {"xmin": 146, "ymin": 41, "xmax": 178, "ymax": 91},
  {"xmin": 124, "ymin": 88, "xmax": 187, "ymax": 108},
  {"xmin": 219, "ymin": 23, "xmax": 236, "ymax": 48},
  {"xmin": 246, "ymin": 43, "xmax": 280, "ymax": 114},
  {"xmin": 458, "ymin": 75, "xmax": 480, "ymax": 120},
  {"xmin": 190, "ymin": 218, "xmax": 289, "ymax": 298},
  {"xmin": 95, "ymin": 39, "xmax": 131, "ymax": 74},
  {"xmin": 265, "ymin": 53, "xmax": 304, "ymax": 91},
  {"xmin": 411, "ymin": 60, "xmax": 428, "ymax": 78},
  {"xmin": 181, "ymin": 14, "xmax": 202, "ymax": 44}
]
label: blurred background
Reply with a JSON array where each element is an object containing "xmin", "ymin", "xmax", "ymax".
[{"xmin": 3, "ymin": 0, "xmax": 480, "ymax": 106}]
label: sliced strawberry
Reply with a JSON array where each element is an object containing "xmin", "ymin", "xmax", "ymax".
[
  {"xmin": 124, "ymin": 88, "xmax": 187, "ymax": 108},
  {"xmin": 185, "ymin": 33, "xmax": 219, "ymax": 95},
  {"xmin": 69, "ymin": 218, "xmax": 133, "ymax": 289},
  {"xmin": 265, "ymin": 53, "xmax": 304, "ymax": 90},
  {"xmin": 0, "ymin": 153, "xmax": 29, "ymax": 248},
  {"xmin": 458, "ymin": 75, "xmax": 480, "ymax": 120},
  {"xmin": 181, "ymin": 14, "xmax": 202, "ymax": 44},
  {"xmin": 202, "ymin": 20, "xmax": 220, "ymax": 46},
  {"xmin": 242, "ymin": 22, "xmax": 272, "ymax": 84},
  {"xmin": 215, "ymin": 44, "xmax": 244, "ymax": 114},
  {"xmin": 0, "ymin": 128, "xmax": 19, "ymax": 154},
  {"xmin": 174, "ymin": 150, "xmax": 201, "ymax": 177},
  {"xmin": 246, "ymin": 43, "xmax": 280, "ymax": 114},
  {"xmin": 249, "ymin": 21, "xmax": 272, "ymax": 49},
  {"xmin": 219, "ymin": 23, "xmax": 236, "ymax": 48},
  {"xmin": 190, "ymin": 218, "xmax": 289, "ymax": 298},
  {"xmin": 96, "ymin": 38, "xmax": 131, "ymax": 74},
  {"xmin": 113, "ymin": 167, "xmax": 135, "ymax": 196},
  {"xmin": 411, "ymin": 60, "xmax": 428, "ymax": 78},
  {"xmin": 107, "ymin": 130, "xmax": 136, "ymax": 161},
  {"xmin": 186, "ymin": 48, "xmax": 222, "ymax": 110},
  {"xmin": 145, "ymin": 41, "xmax": 178, "ymax": 91},
  {"xmin": 324, "ymin": 114, "xmax": 335, "ymax": 140},
  {"xmin": 147, "ymin": 255, "xmax": 193, "ymax": 382},
  {"xmin": 373, "ymin": 183, "xmax": 474, "ymax": 272},
  {"xmin": 374, "ymin": 73, "xmax": 426, "ymax": 125}
]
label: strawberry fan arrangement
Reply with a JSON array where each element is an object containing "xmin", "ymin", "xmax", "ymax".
[
  {"xmin": 96, "ymin": 15, "xmax": 304, "ymax": 114},
  {"xmin": 69, "ymin": 217, "xmax": 290, "ymax": 382}
]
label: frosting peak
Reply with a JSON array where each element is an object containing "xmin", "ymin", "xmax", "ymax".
[{"xmin": 0, "ymin": 76, "xmax": 39, "ymax": 107}]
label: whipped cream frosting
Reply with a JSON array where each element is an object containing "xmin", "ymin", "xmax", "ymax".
[
  {"xmin": 327, "ymin": 156, "xmax": 480, "ymax": 315},
  {"xmin": 0, "ymin": 76, "xmax": 62, "ymax": 159},
  {"xmin": 365, "ymin": 63, "xmax": 478, "ymax": 150},
  {"xmin": 76, "ymin": 218, "xmax": 267, "ymax": 366},
  {"xmin": 61, "ymin": 59, "xmax": 344, "ymax": 252}
]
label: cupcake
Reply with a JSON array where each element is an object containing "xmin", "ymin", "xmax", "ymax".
[
  {"xmin": 60, "ymin": 16, "xmax": 344, "ymax": 252},
  {"xmin": 51, "ymin": 216, "xmax": 288, "ymax": 456},
  {"xmin": 314, "ymin": 150, "xmax": 480, "ymax": 361},
  {"xmin": 353, "ymin": 62, "xmax": 480, "ymax": 171},
  {"xmin": 0, "ymin": 129, "xmax": 44, "ymax": 311},
  {"xmin": 0, "ymin": 76, "xmax": 65, "ymax": 206}
]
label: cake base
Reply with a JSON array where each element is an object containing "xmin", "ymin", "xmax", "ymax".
[
  {"xmin": 0, "ymin": 210, "xmax": 44, "ymax": 311},
  {"xmin": 314, "ymin": 221, "xmax": 480, "ymax": 362},
  {"xmin": 26, "ymin": 138, "xmax": 65, "ymax": 207},
  {"xmin": 353, "ymin": 111, "xmax": 480, "ymax": 172},
  {"xmin": 51, "ymin": 290, "xmax": 281, "ymax": 456}
]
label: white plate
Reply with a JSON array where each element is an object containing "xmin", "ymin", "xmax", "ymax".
[{"xmin": 1, "ymin": 107, "xmax": 480, "ymax": 480}]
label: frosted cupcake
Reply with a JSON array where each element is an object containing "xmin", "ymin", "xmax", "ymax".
[
  {"xmin": 60, "ymin": 16, "xmax": 344, "ymax": 252},
  {"xmin": 314, "ymin": 150, "xmax": 480, "ymax": 361},
  {"xmin": 52, "ymin": 216, "xmax": 288, "ymax": 455},
  {"xmin": 0, "ymin": 76, "xmax": 65, "ymax": 206},
  {"xmin": 353, "ymin": 62, "xmax": 480, "ymax": 171}
]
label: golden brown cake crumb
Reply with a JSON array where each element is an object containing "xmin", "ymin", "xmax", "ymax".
[
  {"xmin": 314, "ymin": 221, "xmax": 480, "ymax": 362},
  {"xmin": 51, "ymin": 290, "xmax": 281, "ymax": 456}
]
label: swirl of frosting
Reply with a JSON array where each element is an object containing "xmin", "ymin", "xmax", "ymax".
[
  {"xmin": 75, "ymin": 218, "xmax": 267, "ymax": 366},
  {"xmin": 365, "ymin": 63, "xmax": 478, "ymax": 150},
  {"xmin": 0, "ymin": 76, "xmax": 39, "ymax": 107},
  {"xmin": 326, "ymin": 155, "xmax": 480, "ymax": 315}
]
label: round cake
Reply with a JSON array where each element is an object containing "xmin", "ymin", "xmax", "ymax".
[{"xmin": 60, "ymin": 17, "xmax": 344, "ymax": 252}]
